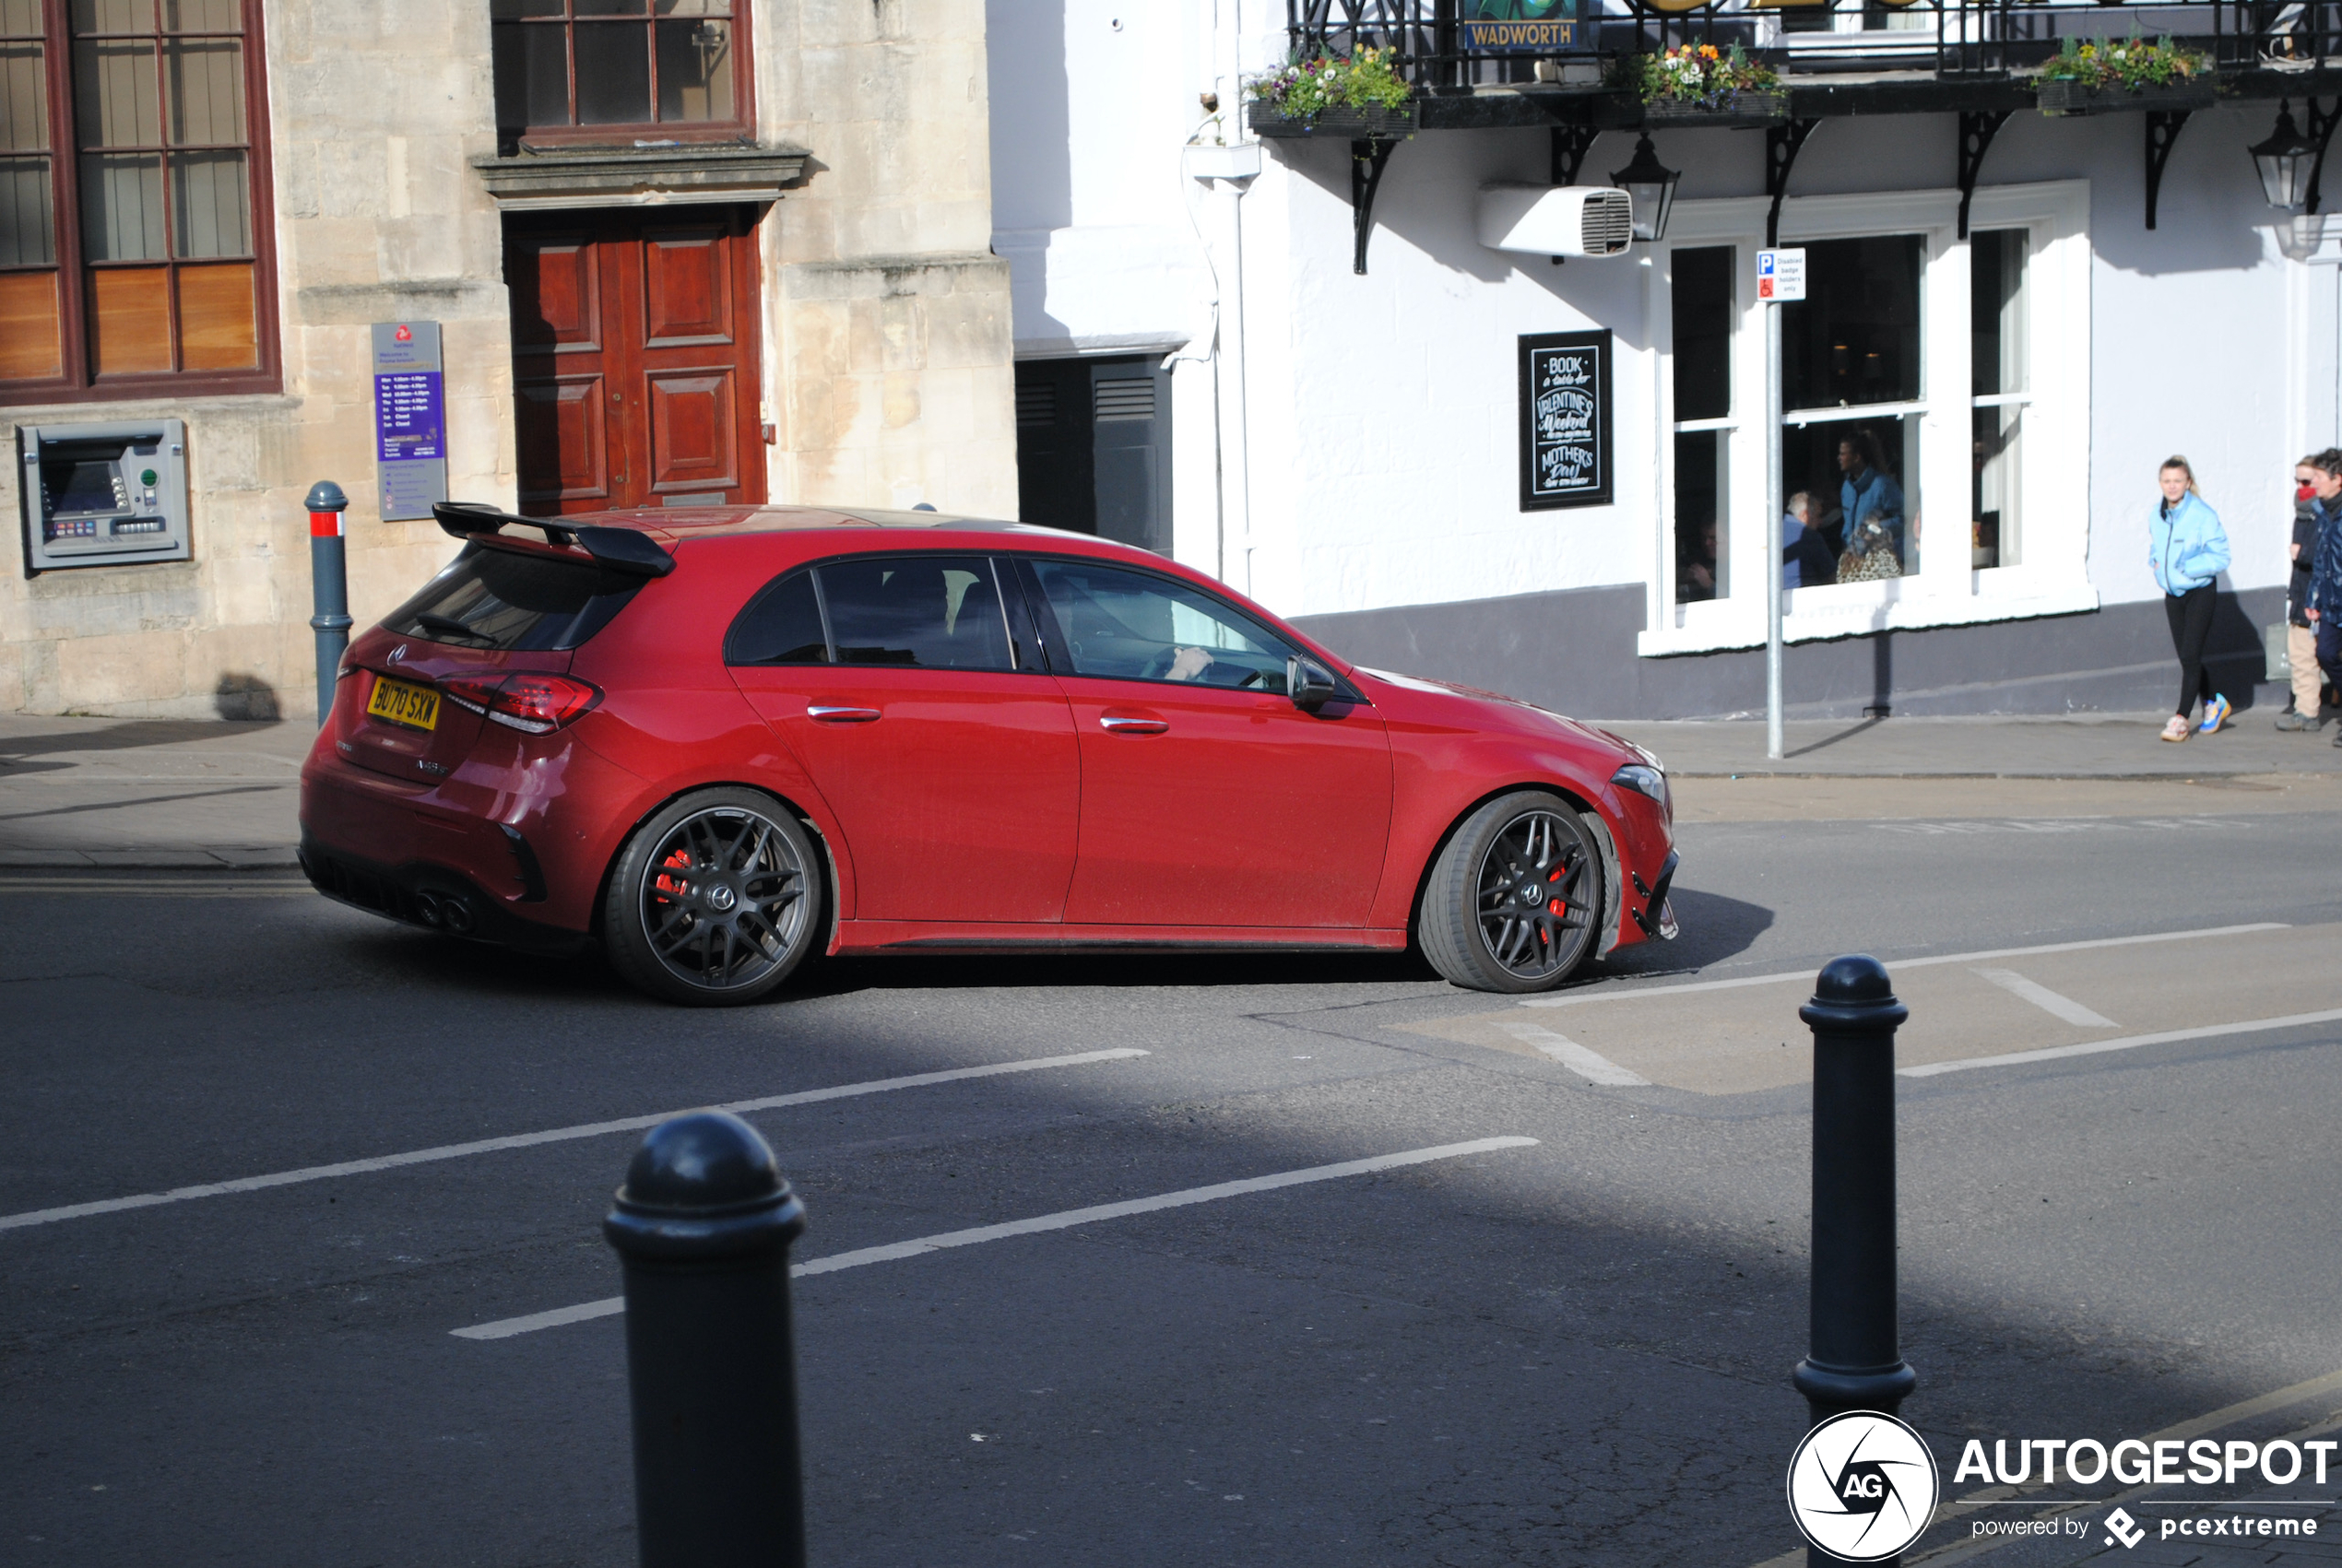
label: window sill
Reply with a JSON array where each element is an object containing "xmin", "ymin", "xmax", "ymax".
[{"xmin": 1637, "ymin": 575, "xmax": 2101, "ymax": 657}]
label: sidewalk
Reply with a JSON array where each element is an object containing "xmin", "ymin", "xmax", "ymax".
[{"xmin": 3, "ymin": 710, "xmax": 2338, "ymax": 872}]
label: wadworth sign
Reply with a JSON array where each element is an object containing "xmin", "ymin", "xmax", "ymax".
[{"xmin": 1462, "ymin": 0, "xmax": 1584, "ymax": 50}]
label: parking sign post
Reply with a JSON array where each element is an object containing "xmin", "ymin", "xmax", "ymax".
[
  {"xmin": 605, "ymin": 1112, "xmax": 810, "ymax": 1568},
  {"xmin": 1756, "ymin": 249, "xmax": 1804, "ymax": 762}
]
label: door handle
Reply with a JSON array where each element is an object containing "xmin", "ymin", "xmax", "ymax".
[
  {"xmin": 1099, "ymin": 714, "xmax": 1167, "ymax": 735},
  {"xmin": 809, "ymin": 705, "xmax": 881, "ymax": 723}
]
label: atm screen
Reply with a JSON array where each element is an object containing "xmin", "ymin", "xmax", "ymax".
[{"xmin": 45, "ymin": 459, "xmax": 122, "ymax": 515}]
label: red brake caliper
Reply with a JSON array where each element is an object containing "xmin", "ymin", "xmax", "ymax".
[{"xmin": 656, "ymin": 847, "xmax": 692, "ymax": 900}]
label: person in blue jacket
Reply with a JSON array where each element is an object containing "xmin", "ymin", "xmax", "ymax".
[
  {"xmin": 2304, "ymin": 446, "xmax": 2342, "ymax": 746},
  {"xmin": 2147, "ymin": 454, "xmax": 2232, "ymax": 742},
  {"xmin": 1838, "ymin": 432, "xmax": 1906, "ymax": 560}
]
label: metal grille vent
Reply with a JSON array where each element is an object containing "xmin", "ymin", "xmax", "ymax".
[
  {"xmin": 1015, "ymin": 383, "xmax": 1056, "ymax": 427},
  {"xmin": 1093, "ymin": 377, "xmax": 1155, "ymax": 422},
  {"xmin": 1582, "ymin": 189, "xmax": 1633, "ymax": 256}
]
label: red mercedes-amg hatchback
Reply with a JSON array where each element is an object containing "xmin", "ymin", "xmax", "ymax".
[{"xmin": 298, "ymin": 502, "xmax": 1678, "ymax": 1005}]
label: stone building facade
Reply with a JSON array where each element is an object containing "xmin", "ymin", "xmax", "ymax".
[{"xmin": 0, "ymin": 0, "xmax": 1014, "ymax": 718}]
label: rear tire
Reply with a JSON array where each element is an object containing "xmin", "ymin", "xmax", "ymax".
[
  {"xmin": 602, "ymin": 787, "xmax": 823, "ymax": 1006},
  {"xmin": 1417, "ymin": 790, "xmax": 1603, "ymax": 994}
]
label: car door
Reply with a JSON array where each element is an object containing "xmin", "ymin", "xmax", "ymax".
[
  {"xmin": 727, "ymin": 553, "xmax": 1081, "ymax": 924},
  {"xmin": 1013, "ymin": 555, "xmax": 1394, "ymax": 929}
]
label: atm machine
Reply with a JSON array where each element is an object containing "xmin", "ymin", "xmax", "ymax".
[{"xmin": 18, "ymin": 419, "xmax": 191, "ymax": 574}]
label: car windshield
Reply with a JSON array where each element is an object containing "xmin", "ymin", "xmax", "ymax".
[
  {"xmin": 382, "ymin": 545, "xmax": 645, "ymax": 652},
  {"xmin": 1028, "ymin": 559, "xmax": 1290, "ymax": 690}
]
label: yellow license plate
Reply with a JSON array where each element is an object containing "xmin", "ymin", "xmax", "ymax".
[{"xmin": 367, "ymin": 676, "xmax": 440, "ymax": 731}]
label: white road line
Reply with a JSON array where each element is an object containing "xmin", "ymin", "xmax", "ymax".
[
  {"xmin": 1519, "ymin": 923, "xmax": 2289, "ymax": 1009},
  {"xmin": 1970, "ymin": 968, "xmax": 2118, "ymax": 1030},
  {"xmin": 1900, "ymin": 1008, "xmax": 2342, "ymax": 1079},
  {"xmin": 452, "ymin": 1136, "xmax": 1540, "ymax": 1341},
  {"xmin": 1494, "ymin": 1020, "xmax": 1650, "ymax": 1087},
  {"xmin": 0, "ymin": 1049, "xmax": 1149, "ymax": 1234},
  {"xmin": 0, "ymin": 880, "xmax": 308, "ymax": 898}
]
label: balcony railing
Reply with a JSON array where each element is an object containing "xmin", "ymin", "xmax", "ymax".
[{"xmin": 1285, "ymin": 0, "xmax": 2342, "ymax": 81}]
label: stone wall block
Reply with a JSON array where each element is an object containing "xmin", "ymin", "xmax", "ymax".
[
  {"xmin": 56, "ymin": 629, "xmax": 194, "ymax": 710},
  {"xmin": 881, "ymin": 371, "xmax": 923, "ymax": 431}
]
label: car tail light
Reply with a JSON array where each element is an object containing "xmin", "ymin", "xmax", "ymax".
[{"xmin": 442, "ymin": 672, "xmax": 602, "ymax": 734}]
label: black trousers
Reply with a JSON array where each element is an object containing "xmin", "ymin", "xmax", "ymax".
[{"xmin": 2164, "ymin": 583, "xmax": 2218, "ymax": 717}]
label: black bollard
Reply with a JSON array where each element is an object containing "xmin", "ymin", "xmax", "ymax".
[
  {"xmin": 305, "ymin": 480, "xmax": 351, "ymax": 729},
  {"xmin": 604, "ymin": 1111, "xmax": 809, "ymax": 1568},
  {"xmin": 1792, "ymin": 955, "xmax": 1916, "ymax": 1563}
]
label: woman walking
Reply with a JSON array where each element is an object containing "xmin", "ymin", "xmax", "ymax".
[{"xmin": 2148, "ymin": 455, "xmax": 2231, "ymax": 742}]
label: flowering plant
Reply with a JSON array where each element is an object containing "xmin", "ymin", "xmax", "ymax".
[
  {"xmin": 1247, "ymin": 45, "xmax": 1413, "ymax": 120},
  {"xmin": 1618, "ymin": 42, "xmax": 1779, "ymax": 105},
  {"xmin": 2038, "ymin": 33, "xmax": 2206, "ymax": 88}
]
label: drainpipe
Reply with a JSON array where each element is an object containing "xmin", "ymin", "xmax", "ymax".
[{"xmin": 1180, "ymin": 0, "xmax": 1261, "ymax": 595}]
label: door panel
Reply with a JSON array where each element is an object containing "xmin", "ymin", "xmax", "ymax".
[
  {"xmin": 648, "ymin": 370, "xmax": 737, "ymax": 493},
  {"xmin": 515, "ymin": 376, "xmax": 610, "ymax": 502},
  {"xmin": 643, "ymin": 230, "xmax": 730, "ymax": 345},
  {"xmin": 505, "ymin": 210, "xmax": 764, "ymax": 514},
  {"xmin": 1058, "ymin": 680, "xmax": 1392, "ymax": 927}
]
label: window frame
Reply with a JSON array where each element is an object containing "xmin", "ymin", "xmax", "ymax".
[
  {"xmin": 491, "ymin": 0, "xmax": 754, "ymax": 152},
  {"xmin": 1642, "ymin": 182, "xmax": 2095, "ymax": 658},
  {"xmin": 0, "ymin": 0, "xmax": 280, "ymax": 404}
]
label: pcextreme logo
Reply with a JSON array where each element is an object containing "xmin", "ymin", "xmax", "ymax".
[{"xmin": 1787, "ymin": 1411, "xmax": 1943, "ymax": 1562}]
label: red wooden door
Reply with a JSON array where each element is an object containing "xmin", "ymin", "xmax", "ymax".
[{"xmin": 506, "ymin": 211, "xmax": 765, "ymax": 515}]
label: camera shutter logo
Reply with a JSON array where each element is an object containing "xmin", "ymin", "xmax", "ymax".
[{"xmin": 1786, "ymin": 1410, "xmax": 1941, "ymax": 1562}]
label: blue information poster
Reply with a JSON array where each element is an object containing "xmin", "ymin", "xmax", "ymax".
[{"xmin": 371, "ymin": 321, "xmax": 447, "ymax": 522}]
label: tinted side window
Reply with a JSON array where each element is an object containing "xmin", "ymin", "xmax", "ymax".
[
  {"xmin": 383, "ymin": 545, "xmax": 645, "ymax": 652},
  {"xmin": 1026, "ymin": 558, "xmax": 1292, "ymax": 690},
  {"xmin": 816, "ymin": 556, "xmax": 1013, "ymax": 670},
  {"xmin": 726, "ymin": 570, "xmax": 830, "ymax": 666}
]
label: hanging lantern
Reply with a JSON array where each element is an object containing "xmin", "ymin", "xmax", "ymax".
[
  {"xmin": 1610, "ymin": 133, "xmax": 1681, "ymax": 243},
  {"xmin": 2251, "ymin": 100, "xmax": 2317, "ymax": 212}
]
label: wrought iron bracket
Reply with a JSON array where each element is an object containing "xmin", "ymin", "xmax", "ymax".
[
  {"xmin": 2145, "ymin": 110, "xmax": 2191, "ymax": 230},
  {"xmin": 1766, "ymin": 118, "xmax": 1821, "ymax": 249},
  {"xmin": 1350, "ymin": 136, "xmax": 1398, "ymax": 276},
  {"xmin": 1549, "ymin": 124, "xmax": 1603, "ymax": 265},
  {"xmin": 2306, "ymin": 98, "xmax": 2341, "ymax": 216},
  {"xmin": 1956, "ymin": 110, "xmax": 2012, "ymax": 241}
]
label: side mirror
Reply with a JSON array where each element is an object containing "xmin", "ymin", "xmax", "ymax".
[{"xmin": 1287, "ymin": 654, "xmax": 1338, "ymax": 712}]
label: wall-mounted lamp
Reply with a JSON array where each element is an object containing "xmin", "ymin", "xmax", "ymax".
[
  {"xmin": 2251, "ymin": 100, "xmax": 2317, "ymax": 211},
  {"xmin": 1609, "ymin": 134, "xmax": 1680, "ymax": 243}
]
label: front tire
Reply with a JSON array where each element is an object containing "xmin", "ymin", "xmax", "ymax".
[
  {"xmin": 602, "ymin": 788, "xmax": 822, "ymax": 1006},
  {"xmin": 1417, "ymin": 790, "xmax": 1603, "ymax": 994}
]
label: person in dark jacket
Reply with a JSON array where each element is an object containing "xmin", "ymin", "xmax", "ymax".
[
  {"xmin": 1780, "ymin": 491, "xmax": 1835, "ymax": 591},
  {"xmin": 1838, "ymin": 432, "xmax": 1905, "ymax": 560},
  {"xmin": 2303, "ymin": 448, "xmax": 2342, "ymax": 745},
  {"xmin": 2147, "ymin": 454, "xmax": 2231, "ymax": 742},
  {"xmin": 2278, "ymin": 457, "xmax": 2325, "ymax": 730}
]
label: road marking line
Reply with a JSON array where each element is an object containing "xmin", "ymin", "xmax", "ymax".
[
  {"xmin": 1520, "ymin": 923, "xmax": 2289, "ymax": 1009},
  {"xmin": 0, "ymin": 879, "xmax": 307, "ymax": 898},
  {"xmin": 1900, "ymin": 1008, "xmax": 2342, "ymax": 1079},
  {"xmin": 0, "ymin": 1049, "xmax": 1150, "ymax": 1234},
  {"xmin": 1494, "ymin": 1020, "xmax": 1650, "ymax": 1087},
  {"xmin": 452, "ymin": 1136, "xmax": 1540, "ymax": 1341},
  {"xmin": 1970, "ymin": 968, "xmax": 2117, "ymax": 1030}
]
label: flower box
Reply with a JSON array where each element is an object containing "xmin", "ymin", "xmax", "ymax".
[
  {"xmin": 1246, "ymin": 100, "xmax": 1420, "ymax": 139},
  {"xmin": 1640, "ymin": 89, "xmax": 1788, "ymax": 127},
  {"xmin": 2036, "ymin": 77, "xmax": 2217, "ymax": 115}
]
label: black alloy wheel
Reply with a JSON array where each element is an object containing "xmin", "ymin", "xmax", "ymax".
[
  {"xmin": 1417, "ymin": 789, "xmax": 1603, "ymax": 994},
  {"xmin": 603, "ymin": 788, "xmax": 822, "ymax": 1006}
]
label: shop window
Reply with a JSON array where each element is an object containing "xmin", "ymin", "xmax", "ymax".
[
  {"xmin": 1970, "ymin": 228, "xmax": 2027, "ymax": 569},
  {"xmin": 491, "ymin": 0, "xmax": 746, "ymax": 145},
  {"xmin": 0, "ymin": 0, "xmax": 276, "ymax": 398},
  {"xmin": 1672, "ymin": 245, "xmax": 1733, "ymax": 605},
  {"xmin": 1780, "ymin": 234, "xmax": 1923, "ymax": 578}
]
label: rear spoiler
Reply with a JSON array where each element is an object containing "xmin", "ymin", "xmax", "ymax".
[{"xmin": 432, "ymin": 501, "xmax": 676, "ymax": 579}]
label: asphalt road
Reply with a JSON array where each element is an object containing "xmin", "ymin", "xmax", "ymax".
[{"xmin": 6, "ymin": 777, "xmax": 2342, "ymax": 1568}]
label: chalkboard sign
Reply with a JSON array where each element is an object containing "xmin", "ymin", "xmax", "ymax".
[{"xmin": 1519, "ymin": 329, "xmax": 1612, "ymax": 511}]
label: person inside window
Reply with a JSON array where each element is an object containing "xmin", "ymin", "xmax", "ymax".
[
  {"xmin": 1781, "ymin": 491, "xmax": 1835, "ymax": 590},
  {"xmin": 1679, "ymin": 515, "xmax": 1720, "ymax": 602},
  {"xmin": 1839, "ymin": 432, "xmax": 1906, "ymax": 560}
]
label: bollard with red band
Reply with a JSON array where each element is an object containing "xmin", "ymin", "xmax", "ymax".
[{"xmin": 305, "ymin": 480, "xmax": 351, "ymax": 728}]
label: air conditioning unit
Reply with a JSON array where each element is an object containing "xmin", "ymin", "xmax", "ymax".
[{"xmin": 1475, "ymin": 184, "xmax": 1634, "ymax": 258}]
